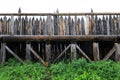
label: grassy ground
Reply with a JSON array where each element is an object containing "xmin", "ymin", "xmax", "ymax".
[{"xmin": 0, "ymin": 58, "xmax": 120, "ymax": 80}]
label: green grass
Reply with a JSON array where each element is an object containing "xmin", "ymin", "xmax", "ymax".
[{"xmin": 0, "ymin": 58, "xmax": 120, "ymax": 80}]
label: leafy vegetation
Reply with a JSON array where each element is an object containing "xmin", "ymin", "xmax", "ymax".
[{"xmin": 0, "ymin": 58, "xmax": 120, "ymax": 80}]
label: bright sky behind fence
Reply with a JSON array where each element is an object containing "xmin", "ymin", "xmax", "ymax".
[{"xmin": 0, "ymin": 0, "xmax": 120, "ymax": 13}]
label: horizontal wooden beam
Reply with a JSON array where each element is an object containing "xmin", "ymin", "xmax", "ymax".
[
  {"xmin": 0, "ymin": 35, "xmax": 119, "ymax": 42},
  {"xmin": 0, "ymin": 12, "xmax": 120, "ymax": 16}
]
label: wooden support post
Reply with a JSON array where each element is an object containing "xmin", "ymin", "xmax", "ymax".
[
  {"xmin": 1, "ymin": 42, "xmax": 6, "ymax": 64},
  {"xmin": 11, "ymin": 15, "xmax": 14, "ymax": 35},
  {"xmin": 85, "ymin": 15, "xmax": 90, "ymax": 35},
  {"xmin": 18, "ymin": 8, "xmax": 22, "ymax": 35},
  {"xmin": 45, "ymin": 42, "xmax": 51, "ymax": 66},
  {"xmin": 93, "ymin": 42, "xmax": 100, "ymax": 61},
  {"xmin": 71, "ymin": 44, "xmax": 76, "ymax": 61},
  {"xmin": 115, "ymin": 43, "xmax": 120, "ymax": 62},
  {"xmin": 26, "ymin": 42, "xmax": 31, "ymax": 61}
]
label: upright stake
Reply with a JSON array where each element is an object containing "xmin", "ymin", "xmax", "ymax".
[
  {"xmin": 1, "ymin": 42, "xmax": 6, "ymax": 64},
  {"xmin": 45, "ymin": 42, "xmax": 51, "ymax": 66},
  {"xmin": 93, "ymin": 42, "xmax": 100, "ymax": 61},
  {"xmin": 11, "ymin": 15, "xmax": 14, "ymax": 35},
  {"xmin": 26, "ymin": 42, "xmax": 31, "ymax": 61},
  {"xmin": 71, "ymin": 43, "xmax": 76, "ymax": 61},
  {"xmin": 115, "ymin": 43, "xmax": 120, "ymax": 61},
  {"xmin": 18, "ymin": 8, "xmax": 22, "ymax": 35}
]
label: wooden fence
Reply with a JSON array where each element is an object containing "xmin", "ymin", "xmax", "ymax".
[{"xmin": 0, "ymin": 8, "xmax": 120, "ymax": 66}]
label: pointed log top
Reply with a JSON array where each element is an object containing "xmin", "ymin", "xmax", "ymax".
[
  {"xmin": 18, "ymin": 8, "xmax": 21, "ymax": 14},
  {"xmin": 91, "ymin": 8, "xmax": 93, "ymax": 13},
  {"xmin": 56, "ymin": 9, "xmax": 59, "ymax": 13}
]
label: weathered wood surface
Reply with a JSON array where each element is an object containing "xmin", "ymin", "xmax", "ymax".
[
  {"xmin": 115, "ymin": 43, "xmax": 120, "ymax": 61},
  {"xmin": 1, "ymin": 9, "xmax": 120, "ymax": 64},
  {"xmin": 0, "ymin": 15, "xmax": 119, "ymax": 36},
  {"xmin": 26, "ymin": 43, "xmax": 31, "ymax": 60},
  {"xmin": 0, "ymin": 35, "xmax": 119, "ymax": 42},
  {"xmin": 93, "ymin": 42, "xmax": 100, "ymax": 61},
  {"xmin": 1, "ymin": 43, "xmax": 6, "ymax": 64}
]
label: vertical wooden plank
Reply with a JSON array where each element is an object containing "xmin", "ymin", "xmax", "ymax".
[
  {"xmin": 38, "ymin": 18, "xmax": 42, "ymax": 35},
  {"xmin": 77, "ymin": 18, "xmax": 82, "ymax": 35},
  {"xmin": 98, "ymin": 18, "xmax": 102, "ymax": 35},
  {"xmin": 109, "ymin": 15, "xmax": 114, "ymax": 35},
  {"xmin": 35, "ymin": 18, "xmax": 39, "ymax": 35},
  {"xmin": 18, "ymin": 8, "xmax": 22, "ymax": 35},
  {"xmin": 53, "ymin": 10, "xmax": 59, "ymax": 35},
  {"xmin": 85, "ymin": 15, "xmax": 90, "ymax": 35},
  {"xmin": 0, "ymin": 18, "xmax": 2, "ymax": 34},
  {"xmin": 115, "ymin": 43, "xmax": 120, "ymax": 61},
  {"xmin": 75, "ymin": 18, "xmax": 80, "ymax": 35},
  {"xmin": 26, "ymin": 42, "xmax": 31, "ymax": 60},
  {"xmin": 7, "ymin": 18, "xmax": 11, "ymax": 35},
  {"xmin": 102, "ymin": 16, "xmax": 107, "ymax": 35},
  {"xmin": 32, "ymin": 17, "xmax": 35, "ymax": 35},
  {"xmin": 45, "ymin": 43, "xmax": 51, "ymax": 66},
  {"xmin": 70, "ymin": 16, "xmax": 77, "ymax": 61},
  {"xmin": 51, "ymin": 17, "xmax": 54, "ymax": 35},
  {"xmin": 10, "ymin": 15, "xmax": 14, "ymax": 35},
  {"xmin": 68, "ymin": 16, "xmax": 72, "ymax": 35},
  {"xmin": 81, "ymin": 17, "xmax": 85, "ymax": 35},
  {"xmin": 25, "ymin": 16, "xmax": 28, "ymax": 35},
  {"xmin": 94, "ymin": 16, "xmax": 99, "ymax": 35},
  {"xmin": 30, "ymin": 18, "xmax": 33, "ymax": 35},
  {"xmin": 43, "ymin": 18, "xmax": 47, "ymax": 35},
  {"xmin": 6, "ymin": 18, "xmax": 9, "ymax": 35},
  {"xmin": 118, "ymin": 15, "xmax": 120, "ymax": 34},
  {"xmin": 106, "ymin": 16, "xmax": 110, "ymax": 35},
  {"xmin": 90, "ymin": 9, "xmax": 95, "ymax": 35},
  {"xmin": 113, "ymin": 16, "xmax": 118, "ymax": 34},
  {"xmin": 13, "ymin": 18, "xmax": 16, "ymax": 34},
  {"xmin": 25, "ymin": 16, "xmax": 32, "ymax": 60},
  {"xmin": 22, "ymin": 17, "xmax": 25, "ymax": 35},
  {"xmin": 93, "ymin": 42, "xmax": 100, "ymax": 61},
  {"xmin": 45, "ymin": 16, "xmax": 51, "ymax": 65},
  {"xmin": 2, "ymin": 16, "xmax": 7, "ymax": 35},
  {"xmin": 73, "ymin": 17, "xmax": 76, "ymax": 35},
  {"xmin": 47, "ymin": 15, "xmax": 52, "ymax": 35},
  {"xmin": 71, "ymin": 44, "xmax": 76, "ymax": 61},
  {"xmin": 1, "ymin": 43, "xmax": 6, "ymax": 64},
  {"xmin": 59, "ymin": 16, "xmax": 64, "ymax": 35},
  {"xmin": 65, "ymin": 17, "xmax": 69, "ymax": 35}
]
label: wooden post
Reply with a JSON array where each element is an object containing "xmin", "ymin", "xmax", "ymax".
[
  {"xmin": 71, "ymin": 44, "xmax": 76, "ymax": 61},
  {"xmin": 2, "ymin": 16, "xmax": 7, "ymax": 35},
  {"xmin": 1, "ymin": 42, "xmax": 6, "ymax": 64},
  {"xmin": 70, "ymin": 16, "xmax": 77, "ymax": 61},
  {"xmin": 106, "ymin": 17, "xmax": 110, "ymax": 35},
  {"xmin": 45, "ymin": 42, "xmax": 51, "ymax": 66},
  {"xmin": 93, "ymin": 42, "xmax": 100, "ymax": 61},
  {"xmin": 18, "ymin": 8, "xmax": 22, "ymax": 35},
  {"xmin": 11, "ymin": 15, "xmax": 14, "ymax": 35},
  {"xmin": 115, "ymin": 43, "xmax": 120, "ymax": 61},
  {"xmin": 85, "ymin": 15, "xmax": 90, "ymax": 35},
  {"xmin": 26, "ymin": 42, "xmax": 31, "ymax": 60}
]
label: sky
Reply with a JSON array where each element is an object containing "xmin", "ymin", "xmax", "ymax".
[{"xmin": 0, "ymin": 0, "xmax": 120, "ymax": 13}]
